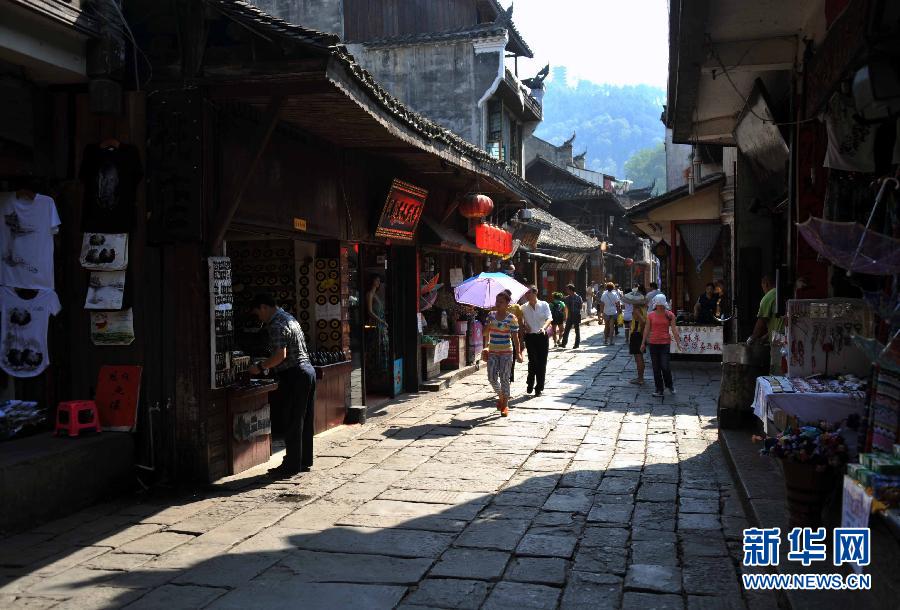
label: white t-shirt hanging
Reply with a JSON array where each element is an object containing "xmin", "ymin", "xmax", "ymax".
[
  {"xmin": 0, "ymin": 288, "xmax": 61, "ymax": 378},
  {"xmin": 0, "ymin": 192, "xmax": 61, "ymax": 289},
  {"xmin": 821, "ymin": 93, "xmax": 877, "ymax": 173}
]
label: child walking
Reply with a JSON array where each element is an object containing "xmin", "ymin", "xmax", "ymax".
[{"xmin": 483, "ymin": 292, "xmax": 523, "ymax": 416}]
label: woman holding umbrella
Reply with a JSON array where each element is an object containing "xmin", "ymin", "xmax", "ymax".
[{"xmin": 482, "ymin": 291, "xmax": 523, "ymax": 416}]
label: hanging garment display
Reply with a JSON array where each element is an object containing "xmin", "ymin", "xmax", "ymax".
[
  {"xmin": 0, "ymin": 192, "xmax": 61, "ymax": 290},
  {"xmin": 821, "ymin": 92, "xmax": 877, "ymax": 173},
  {"xmin": 79, "ymin": 142, "xmax": 144, "ymax": 232},
  {"xmin": 0, "ymin": 288, "xmax": 61, "ymax": 378},
  {"xmin": 79, "ymin": 233, "xmax": 129, "ymax": 271}
]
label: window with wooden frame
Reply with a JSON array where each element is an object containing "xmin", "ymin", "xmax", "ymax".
[{"xmin": 486, "ymin": 100, "xmax": 503, "ymax": 161}]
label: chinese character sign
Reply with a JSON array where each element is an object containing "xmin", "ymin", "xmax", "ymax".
[
  {"xmin": 95, "ymin": 365, "xmax": 142, "ymax": 431},
  {"xmin": 673, "ymin": 325, "xmax": 723, "ymax": 355},
  {"xmin": 375, "ymin": 179, "xmax": 428, "ymax": 241},
  {"xmin": 742, "ymin": 527, "xmax": 870, "ymax": 569}
]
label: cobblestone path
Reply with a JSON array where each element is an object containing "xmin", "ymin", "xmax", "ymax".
[{"xmin": 1, "ymin": 324, "xmax": 772, "ymax": 609}]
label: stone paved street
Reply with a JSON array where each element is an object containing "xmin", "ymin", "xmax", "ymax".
[{"xmin": 0, "ymin": 324, "xmax": 771, "ymax": 609}]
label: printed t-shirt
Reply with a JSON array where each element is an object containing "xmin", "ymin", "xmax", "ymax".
[
  {"xmin": 647, "ymin": 310, "xmax": 674, "ymax": 345},
  {"xmin": 79, "ymin": 143, "xmax": 144, "ymax": 232},
  {"xmin": 0, "ymin": 287, "xmax": 61, "ymax": 377},
  {"xmin": 821, "ymin": 93, "xmax": 877, "ymax": 173},
  {"xmin": 487, "ymin": 311, "xmax": 519, "ymax": 353},
  {"xmin": 0, "ymin": 192, "xmax": 61, "ymax": 290}
]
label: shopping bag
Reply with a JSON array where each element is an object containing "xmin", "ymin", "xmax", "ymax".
[{"xmin": 617, "ymin": 312, "xmax": 624, "ymax": 325}]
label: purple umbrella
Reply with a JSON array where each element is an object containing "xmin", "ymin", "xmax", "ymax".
[
  {"xmin": 453, "ymin": 272, "xmax": 529, "ymax": 309},
  {"xmin": 797, "ymin": 217, "xmax": 900, "ymax": 276}
]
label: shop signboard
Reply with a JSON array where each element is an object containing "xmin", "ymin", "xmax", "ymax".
[
  {"xmin": 375, "ymin": 179, "xmax": 428, "ymax": 241},
  {"xmin": 95, "ymin": 365, "xmax": 142, "ymax": 431},
  {"xmin": 673, "ymin": 325, "xmax": 723, "ymax": 356},
  {"xmin": 208, "ymin": 257, "xmax": 234, "ymax": 388}
]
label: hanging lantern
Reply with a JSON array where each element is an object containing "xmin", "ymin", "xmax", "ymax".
[
  {"xmin": 475, "ymin": 222, "xmax": 491, "ymax": 252},
  {"xmin": 459, "ymin": 193, "xmax": 494, "ymax": 219},
  {"xmin": 625, "ymin": 258, "xmax": 634, "ymax": 267}
]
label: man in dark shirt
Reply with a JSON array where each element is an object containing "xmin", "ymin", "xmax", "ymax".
[
  {"xmin": 249, "ymin": 293, "xmax": 316, "ymax": 478},
  {"xmin": 560, "ymin": 284, "xmax": 583, "ymax": 349},
  {"xmin": 694, "ymin": 283, "xmax": 719, "ymax": 324}
]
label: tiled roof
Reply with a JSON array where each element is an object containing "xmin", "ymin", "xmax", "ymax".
[
  {"xmin": 207, "ymin": 0, "xmax": 340, "ymax": 47},
  {"xmin": 531, "ymin": 207, "xmax": 600, "ymax": 253},
  {"xmin": 486, "ymin": 0, "xmax": 534, "ymax": 58},
  {"xmin": 206, "ymin": 0, "xmax": 550, "ymax": 207},
  {"xmin": 360, "ymin": 22, "xmax": 511, "ymax": 48},
  {"xmin": 528, "ymin": 157, "xmax": 622, "ymax": 206}
]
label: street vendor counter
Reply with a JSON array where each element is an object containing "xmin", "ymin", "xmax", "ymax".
[
  {"xmin": 672, "ymin": 324, "xmax": 723, "ymax": 358},
  {"xmin": 753, "ymin": 375, "xmax": 866, "ymax": 456}
]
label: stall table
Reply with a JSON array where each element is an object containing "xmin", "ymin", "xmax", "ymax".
[{"xmin": 753, "ymin": 376, "xmax": 866, "ymax": 456}]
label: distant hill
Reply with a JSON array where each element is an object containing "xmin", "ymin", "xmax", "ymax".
[{"xmin": 534, "ymin": 70, "xmax": 666, "ymax": 181}]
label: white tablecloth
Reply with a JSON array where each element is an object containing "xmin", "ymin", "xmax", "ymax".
[{"xmin": 752, "ymin": 376, "xmax": 866, "ymax": 427}]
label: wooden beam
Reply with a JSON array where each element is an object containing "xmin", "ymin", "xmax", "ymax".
[{"xmin": 209, "ymin": 95, "xmax": 284, "ymax": 254}]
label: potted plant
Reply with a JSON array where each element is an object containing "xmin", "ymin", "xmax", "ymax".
[{"xmin": 755, "ymin": 425, "xmax": 848, "ymax": 528}]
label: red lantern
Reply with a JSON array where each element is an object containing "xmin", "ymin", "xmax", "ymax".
[
  {"xmin": 475, "ymin": 222, "xmax": 491, "ymax": 252},
  {"xmin": 625, "ymin": 258, "xmax": 634, "ymax": 267},
  {"xmin": 459, "ymin": 193, "xmax": 494, "ymax": 219}
]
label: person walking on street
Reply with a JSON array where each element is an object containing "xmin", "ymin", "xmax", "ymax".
[
  {"xmin": 628, "ymin": 302, "xmax": 648, "ymax": 385},
  {"xmin": 560, "ymin": 284, "xmax": 583, "ymax": 349},
  {"xmin": 483, "ymin": 291, "xmax": 523, "ymax": 416},
  {"xmin": 613, "ymin": 284, "xmax": 624, "ymax": 335},
  {"xmin": 249, "ymin": 293, "xmax": 316, "ymax": 478},
  {"xmin": 495, "ymin": 289, "xmax": 525, "ymax": 383},
  {"xmin": 599, "ymin": 283, "xmax": 620, "ymax": 346},
  {"xmin": 522, "ymin": 286, "xmax": 552, "ymax": 396},
  {"xmin": 549, "ymin": 291, "xmax": 567, "ymax": 347},
  {"xmin": 642, "ymin": 294, "xmax": 683, "ymax": 397},
  {"xmin": 646, "ymin": 282, "xmax": 662, "ymax": 304}
]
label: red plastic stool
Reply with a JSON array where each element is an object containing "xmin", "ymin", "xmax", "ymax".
[{"xmin": 55, "ymin": 401, "xmax": 102, "ymax": 437}]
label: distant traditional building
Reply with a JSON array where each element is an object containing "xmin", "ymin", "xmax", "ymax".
[{"xmin": 525, "ymin": 134, "xmax": 652, "ymax": 287}]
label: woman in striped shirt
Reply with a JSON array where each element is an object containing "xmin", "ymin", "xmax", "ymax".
[{"xmin": 482, "ymin": 291, "xmax": 523, "ymax": 416}]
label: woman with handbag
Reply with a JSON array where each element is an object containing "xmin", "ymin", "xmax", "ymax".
[{"xmin": 482, "ymin": 291, "xmax": 523, "ymax": 416}]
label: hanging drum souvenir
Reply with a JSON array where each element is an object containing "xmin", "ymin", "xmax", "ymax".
[
  {"xmin": 330, "ymin": 330, "xmax": 341, "ymax": 341},
  {"xmin": 315, "ymin": 260, "xmax": 326, "ymax": 270},
  {"xmin": 318, "ymin": 331, "xmax": 328, "ymax": 342},
  {"xmin": 300, "ymin": 299, "xmax": 309, "ymax": 308},
  {"xmin": 267, "ymin": 276, "xmax": 277, "ymax": 285},
  {"xmin": 300, "ymin": 265, "xmax": 309, "ymax": 274},
  {"xmin": 255, "ymin": 277, "xmax": 265, "ymax": 285},
  {"xmin": 328, "ymin": 259, "xmax": 338, "ymax": 269},
  {"xmin": 317, "ymin": 319, "xmax": 327, "ymax": 329},
  {"xmin": 300, "ymin": 287, "xmax": 309, "ymax": 297},
  {"xmin": 329, "ymin": 295, "xmax": 339, "ymax": 305},
  {"xmin": 330, "ymin": 319, "xmax": 340, "ymax": 329},
  {"xmin": 300, "ymin": 311, "xmax": 310, "ymax": 320},
  {"xmin": 299, "ymin": 276, "xmax": 309, "ymax": 286},
  {"xmin": 315, "ymin": 271, "xmax": 326, "ymax": 282},
  {"xmin": 279, "ymin": 275, "xmax": 290, "ymax": 285},
  {"xmin": 316, "ymin": 295, "xmax": 326, "ymax": 305},
  {"xmin": 328, "ymin": 270, "xmax": 338, "ymax": 280}
]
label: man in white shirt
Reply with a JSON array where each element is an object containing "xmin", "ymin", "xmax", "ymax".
[
  {"xmin": 522, "ymin": 286, "xmax": 553, "ymax": 396},
  {"xmin": 599, "ymin": 282, "xmax": 621, "ymax": 346}
]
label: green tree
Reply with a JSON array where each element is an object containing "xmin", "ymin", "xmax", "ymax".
[{"xmin": 624, "ymin": 142, "xmax": 665, "ymax": 194}]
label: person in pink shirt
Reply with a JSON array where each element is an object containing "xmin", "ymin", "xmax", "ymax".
[{"xmin": 641, "ymin": 294, "xmax": 683, "ymax": 397}]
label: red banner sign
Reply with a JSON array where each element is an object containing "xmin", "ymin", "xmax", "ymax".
[{"xmin": 375, "ymin": 179, "xmax": 428, "ymax": 241}]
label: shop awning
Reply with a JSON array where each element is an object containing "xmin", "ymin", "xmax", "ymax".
[
  {"xmin": 420, "ymin": 216, "xmax": 480, "ymax": 254},
  {"xmin": 541, "ymin": 252, "xmax": 588, "ymax": 271}
]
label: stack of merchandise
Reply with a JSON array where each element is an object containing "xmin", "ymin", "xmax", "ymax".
[
  {"xmin": 846, "ymin": 446, "xmax": 900, "ymax": 510},
  {"xmin": 0, "ymin": 399, "xmax": 44, "ymax": 440}
]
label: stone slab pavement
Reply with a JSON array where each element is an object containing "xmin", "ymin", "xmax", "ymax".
[{"xmin": 0, "ymin": 324, "xmax": 777, "ymax": 609}]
